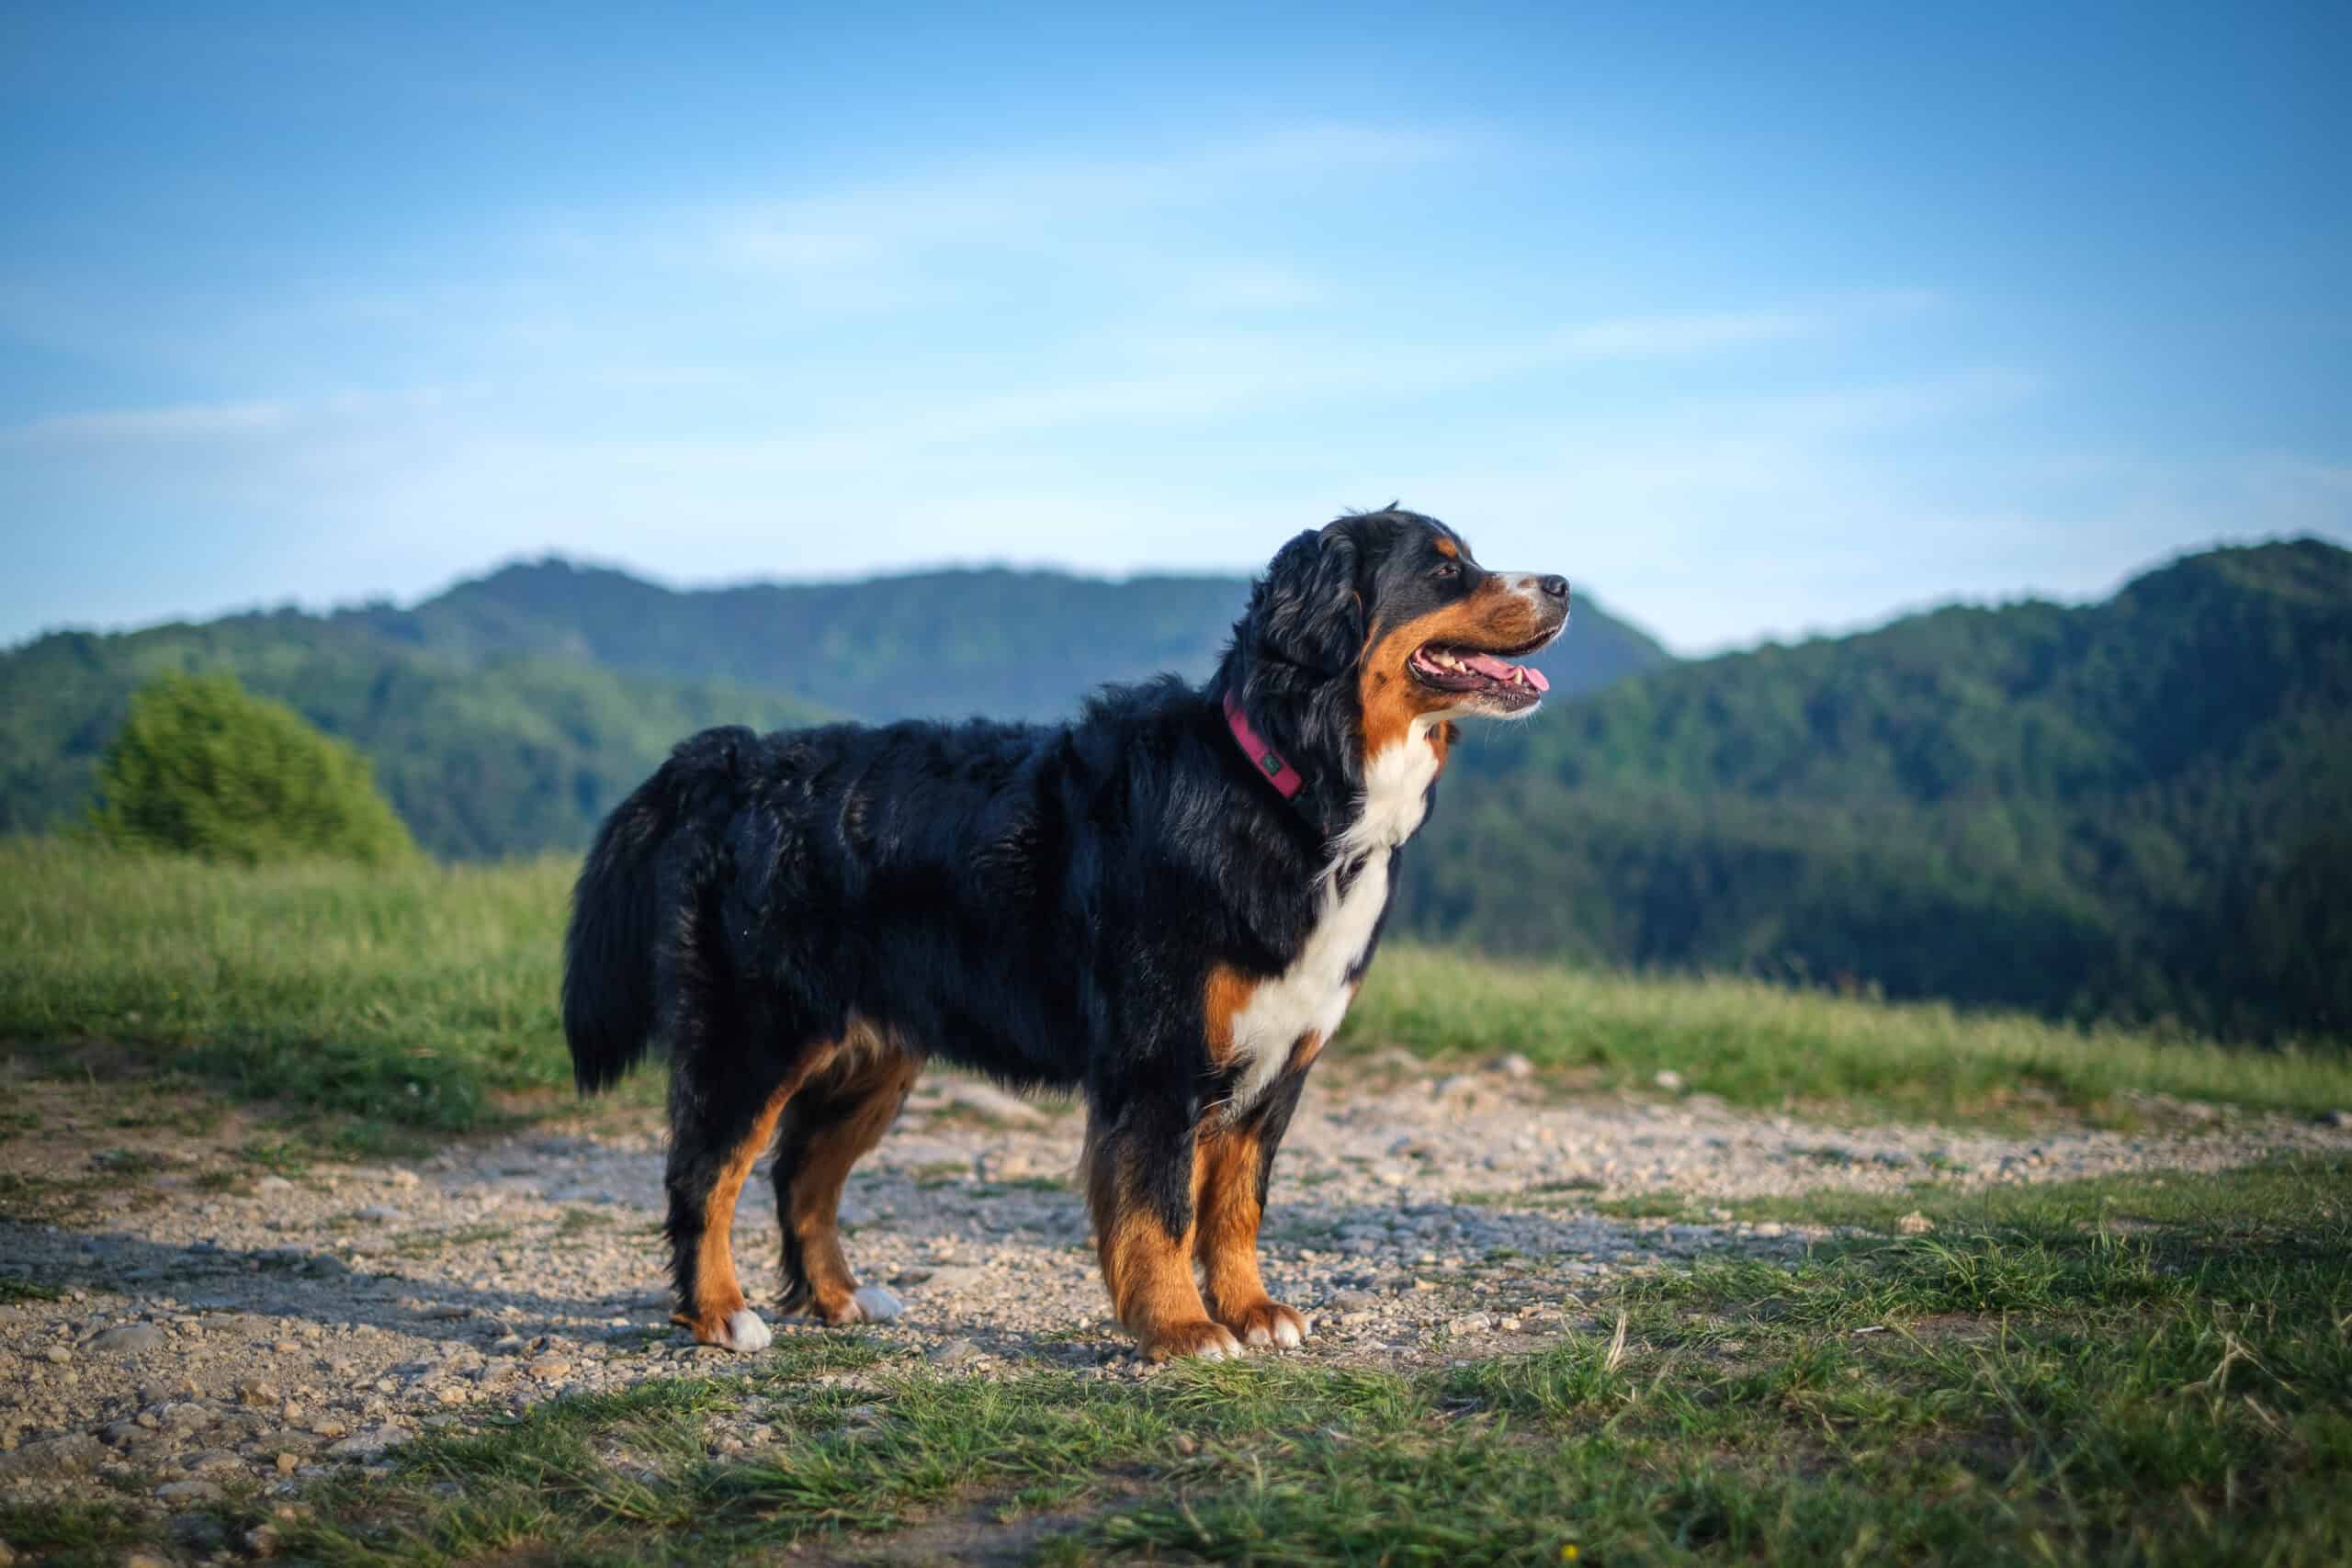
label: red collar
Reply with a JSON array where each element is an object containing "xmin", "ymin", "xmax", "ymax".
[{"xmin": 1223, "ymin": 690, "xmax": 1305, "ymax": 803}]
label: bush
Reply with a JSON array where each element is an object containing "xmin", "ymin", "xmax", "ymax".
[{"xmin": 88, "ymin": 672, "xmax": 416, "ymax": 864}]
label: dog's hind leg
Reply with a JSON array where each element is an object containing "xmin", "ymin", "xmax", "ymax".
[
  {"xmin": 664, "ymin": 1042, "xmax": 837, "ymax": 1351},
  {"xmin": 774, "ymin": 1027, "xmax": 919, "ymax": 1325}
]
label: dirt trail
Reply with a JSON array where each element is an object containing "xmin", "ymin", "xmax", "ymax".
[{"xmin": 4, "ymin": 1047, "xmax": 2344, "ymax": 1515}]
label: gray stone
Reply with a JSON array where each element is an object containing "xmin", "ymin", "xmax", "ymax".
[
  {"xmin": 914, "ymin": 1264, "xmax": 986, "ymax": 1293},
  {"xmin": 152, "ymin": 1480, "xmax": 222, "ymax": 1503},
  {"xmin": 88, "ymin": 1322, "xmax": 165, "ymax": 1356},
  {"xmin": 325, "ymin": 1424, "xmax": 410, "ymax": 1458},
  {"xmin": 933, "ymin": 1078, "xmax": 1050, "ymax": 1127},
  {"xmin": 925, "ymin": 1338, "xmax": 983, "ymax": 1367}
]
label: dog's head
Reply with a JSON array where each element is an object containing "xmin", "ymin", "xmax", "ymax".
[{"xmin": 1229, "ymin": 507, "xmax": 1569, "ymax": 784}]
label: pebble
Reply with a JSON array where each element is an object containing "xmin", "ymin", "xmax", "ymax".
[
  {"xmin": 926, "ymin": 1338, "xmax": 984, "ymax": 1367},
  {"xmin": 87, "ymin": 1323, "xmax": 164, "ymax": 1356},
  {"xmin": 1898, "ymin": 1211, "xmax": 1936, "ymax": 1235},
  {"xmin": 39, "ymin": 1348, "xmax": 70, "ymax": 1366}
]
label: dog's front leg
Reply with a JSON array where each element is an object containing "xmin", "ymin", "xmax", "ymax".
[
  {"xmin": 1195, "ymin": 1068, "xmax": 1313, "ymax": 1349},
  {"xmin": 1083, "ymin": 1085, "xmax": 1243, "ymax": 1361}
]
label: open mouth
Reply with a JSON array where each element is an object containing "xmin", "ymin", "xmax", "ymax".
[{"xmin": 1408, "ymin": 637, "xmax": 1553, "ymax": 707}]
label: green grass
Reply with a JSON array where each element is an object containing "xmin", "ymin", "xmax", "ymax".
[
  {"xmin": 28, "ymin": 1156, "xmax": 2328, "ymax": 1567},
  {"xmin": 1355, "ymin": 943, "xmax": 2352, "ymax": 1123},
  {"xmin": 6, "ymin": 840, "xmax": 2350, "ymax": 1151},
  {"xmin": 0, "ymin": 839, "xmax": 587, "ymax": 1148}
]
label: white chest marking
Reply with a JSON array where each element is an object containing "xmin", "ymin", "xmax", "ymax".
[{"xmin": 1225, "ymin": 723, "xmax": 1443, "ymax": 1112}]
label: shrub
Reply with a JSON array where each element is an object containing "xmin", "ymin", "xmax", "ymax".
[{"xmin": 88, "ymin": 671, "xmax": 416, "ymax": 864}]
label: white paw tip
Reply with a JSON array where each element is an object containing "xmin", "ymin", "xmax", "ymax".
[
  {"xmin": 1271, "ymin": 1318, "xmax": 1305, "ymax": 1349},
  {"xmin": 722, "ymin": 1307, "xmax": 773, "ymax": 1352},
  {"xmin": 1244, "ymin": 1324, "xmax": 1274, "ymax": 1348},
  {"xmin": 851, "ymin": 1284, "xmax": 904, "ymax": 1323}
]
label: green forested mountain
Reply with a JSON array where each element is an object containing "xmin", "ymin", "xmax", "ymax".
[
  {"xmin": 1400, "ymin": 539, "xmax": 2352, "ymax": 1039},
  {"xmin": 352, "ymin": 558, "xmax": 1671, "ymax": 723}
]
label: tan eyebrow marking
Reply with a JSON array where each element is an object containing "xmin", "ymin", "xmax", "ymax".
[{"xmin": 1432, "ymin": 536, "xmax": 1459, "ymax": 558}]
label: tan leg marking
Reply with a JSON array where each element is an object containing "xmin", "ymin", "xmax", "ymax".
[
  {"xmin": 782, "ymin": 1046, "xmax": 918, "ymax": 1324},
  {"xmin": 1086, "ymin": 1120, "xmax": 1240, "ymax": 1360},
  {"xmin": 674, "ymin": 1046, "xmax": 837, "ymax": 1345},
  {"xmin": 1195, "ymin": 1119, "xmax": 1310, "ymax": 1350}
]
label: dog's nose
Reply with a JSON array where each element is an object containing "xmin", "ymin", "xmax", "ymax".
[{"xmin": 1538, "ymin": 575, "xmax": 1570, "ymax": 604}]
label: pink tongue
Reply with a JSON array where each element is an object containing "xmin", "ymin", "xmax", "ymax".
[{"xmin": 1462, "ymin": 652, "xmax": 1550, "ymax": 693}]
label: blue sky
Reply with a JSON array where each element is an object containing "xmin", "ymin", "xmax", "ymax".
[{"xmin": 3, "ymin": 1, "xmax": 2346, "ymax": 654}]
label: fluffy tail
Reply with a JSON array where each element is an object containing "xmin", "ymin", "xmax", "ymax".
[{"xmin": 561, "ymin": 727, "xmax": 752, "ymax": 1094}]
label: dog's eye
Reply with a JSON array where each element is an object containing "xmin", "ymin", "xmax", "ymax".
[{"xmin": 1432, "ymin": 560, "xmax": 1462, "ymax": 581}]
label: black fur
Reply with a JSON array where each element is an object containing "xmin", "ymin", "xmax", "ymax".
[{"xmin": 561, "ymin": 506, "xmax": 1564, "ymax": 1349}]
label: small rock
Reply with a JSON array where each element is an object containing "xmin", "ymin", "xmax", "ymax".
[
  {"xmin": 325, "ymin": 1424, "xmax": 409, "ymax": 1458},
  {"xmin": 926, "ymin": 1338, "xmax": 983, "ymax": 1368},
  {"xmin": 1490, "ymin": 1053, "xmax": 1535, "ymax": 1080},
  {"xmin": 125, "ymin": 1553, "xmax": 175, "ymax": 1568},
  {"xmin": 1654, "ymin": 1069, "xmax": 1687, "ymax": 1093},
  {"xmin": 40, "ymin": 1346, "xmax": 71, "ymax": 1365},
  {"xmin": 354, "ymin": 1205, "xmax": 403, "ymax": 1224},
  {"xmin": 1446, "ymin": 1312, "xmax": 1494, "ymax": 1337},
  {"xmin": 1897, "ymin": 1211, "xmax": 1936, "ymax": 1235},
  {"xmin": 386, "ymin": 1168, "xmax": 421, "ymax": 1189},
  {"xmin": 254, "ymin": 1175, "xmax": 295, "ymax": 1193},
  {"xmin": 2328, "ymin": 1109, "xmax": 2352, "ymax": 1130},
  {"xmin": 153, "ymin": 1480, "xmax": 222, "ymax": 1503},
  {"xmin": 88, "ymin": 1322, "xmax": 166, "ymax": 1357},
  {"xmin": 916, "ymin": 1265, "xmax": 986, "ymax": 1293},
  {"xmin": 527, "ymin": 1359, "xmax": 572, "ymax": 1381},
  {"xmin": 276, "ymin": 1451, "xmax": 301, "ymax": 1475},
  {"xmin": 933, "ymin": 1078, "xmax": 1049, "ymax": 1127},
  {"xmin": 1752, "ymin": 1222, "xmax": 1788, "ymax": 1238},
  {"xmin": 246, "ymin": 1523, "xmax": 284, "ymax": 1557}
]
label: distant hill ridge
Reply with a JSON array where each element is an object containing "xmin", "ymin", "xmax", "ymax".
[
  {"xmin": 0, "ymin": 555, "xmax": 1672, "ymax": 857},
  {"xmin": 355, "ymin": 556, "xmax": 1670, "ymax": 723}
]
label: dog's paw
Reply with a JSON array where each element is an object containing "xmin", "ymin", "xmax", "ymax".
[
  {"xmin": 690, "ymin": 1306, "xmax": 770, "ymax": 1352},
  {"xmin": 1140, "ymin": 1319, "xmax": 1247, "ymax": 1362},
  {"xmin": 848, "ymin": 1284, "xmax": 904, "ymax": 1323},
  {"xmin": 1220, "ymin": 1299, "xmax": 1311, "ymax": 1350}
]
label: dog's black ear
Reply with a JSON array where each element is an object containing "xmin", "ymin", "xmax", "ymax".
[{"xmin": 1256, "ymin": 522, "xmax": 1364, "ymax": 675}]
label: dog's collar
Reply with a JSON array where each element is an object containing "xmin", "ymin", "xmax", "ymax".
[{"xmin": 1222, "ymin": 690, "xmax": 1305, "ymax": 805}]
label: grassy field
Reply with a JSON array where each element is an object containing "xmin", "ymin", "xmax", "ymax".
[{"xmin": 3, "ymin": 839, "xmax": 2347, "ymax": 1152}]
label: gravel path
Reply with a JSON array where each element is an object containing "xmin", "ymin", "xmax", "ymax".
[{"xmin": 5, "ymin": 1049, "xmax": 2346, "ymax": 1517}]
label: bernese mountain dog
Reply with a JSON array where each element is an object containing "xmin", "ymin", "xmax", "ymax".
[{"xmin": 561, "ymin": 507, "xmax": 1567, "ymax": 1359}]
